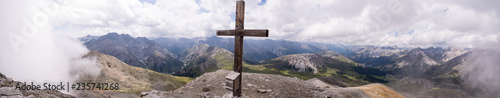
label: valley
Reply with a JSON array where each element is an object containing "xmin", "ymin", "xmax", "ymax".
[{"xmin": 76, "ymin": 32, "xmax": 477, "ymax": 97}]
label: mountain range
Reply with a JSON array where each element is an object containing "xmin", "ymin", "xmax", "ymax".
[
  {"xmin": 79, "ymin": 32, "xmax": 474, "ymax": 97},
  {"xmin": 154, "ymin": 36, "xmax": 322, "ymax": 64},
  {"xmin": 82, "ymin": 33, "xmax": 184, "ymax": 74}
]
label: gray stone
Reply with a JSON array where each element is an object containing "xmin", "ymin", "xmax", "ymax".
[
  {"xmin": 0, "ymin": 87, "xmax": 22, "ymax": 96},
  {"xmin": 141, "ymin": 90, "xmax": 165, "ymax": 98},
  {"xmin": 203, "ymin": 92, "xmax": 213, "ymax": 98},
  {"xmin": 203, "ymin": 87, "xmax": 211, "ymax": 92},
  {"xmin": 266, "ymin": 89, "xmax": 272, "ymax": 92},
  {"xmin": 6, "ymin": 78, "xmax": 12, "ymax": 83},
  {"xmin": 140, "ymin": 92, "xmax": 149, "ymax": 96},
  {"xmin": 222, "ymin": 92, "xmax": 233, "ymax": 98},
  {"xmin": 257, "ymin": 89, "xmax": 272, "ymax": 93},
  {"xmin": 1, "ymin": 95, "xmax": 24, "ymax": 98},
  {"xmin": 0, "ymin": 78, "xmax": 5, "ymax": 86},
  {"xmin": 246, "ymin": 83, "xmax": 253, "ymax": 87}
]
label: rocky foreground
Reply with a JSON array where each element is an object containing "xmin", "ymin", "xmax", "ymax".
[
  {"xmin": 141, "ymin": 69, "xmax": 404, "ymax": 98},
  {"xmin": 0, "ymin": 72, "xmax": 74, "ymax": 98}
]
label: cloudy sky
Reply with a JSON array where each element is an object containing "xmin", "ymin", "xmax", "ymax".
[
  {"xmin": 0, "ymin": 0, "xmax": 499, "ymax": 91},
  {"xmin": 1, "ymin": 0, "xmax": 500, "ymax": 48}
]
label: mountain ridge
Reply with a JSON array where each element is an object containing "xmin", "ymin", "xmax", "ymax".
[
  {"xmin": 75, "ymin": 51, "xmax": 192, "ymax": 97},
  {"xmin": 173, "ymin": 44, "xmax": 234, "ymax": 77},
  {"xmin": 79, "ymin": 33, "xmax": 477, "ymax": 97},
  {"xmin": 83, "ymin": 33, "xmax": 184, "ymax": 74}
]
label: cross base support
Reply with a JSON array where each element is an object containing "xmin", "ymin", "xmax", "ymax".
[{"xmin": 225, "ymin": 71, "xmax": 241, "ymax": 91}]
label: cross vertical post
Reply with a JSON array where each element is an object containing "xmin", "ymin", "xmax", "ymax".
[
  {"xmin": 233, "ymin": 0, "xmax": 244, "ymax": 96},
  {"xmin": 217, "ymin": 0, "xmax": 269, "ymax": 97}
]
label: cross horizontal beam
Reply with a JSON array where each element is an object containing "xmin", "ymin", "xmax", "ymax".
[{"xmin": 217, "ymin": 29, "xmax": 269, "ymax": 37}]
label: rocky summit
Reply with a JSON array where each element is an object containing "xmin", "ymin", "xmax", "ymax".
[
  {"xmin": 0, "ymin": 72, "xmax": 74, "ymax": 98},
  {"xmin": 141, "ymin": 69, "xmax": 404, "ymax": 98}
]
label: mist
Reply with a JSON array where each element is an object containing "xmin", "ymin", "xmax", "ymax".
[
  {"xmin": 461, "ymin": 34, "xmax": 500, "ymax": 97},
  {"xmin": 0, "ymin": 0, "xmax": 101, "ymax": 94}
]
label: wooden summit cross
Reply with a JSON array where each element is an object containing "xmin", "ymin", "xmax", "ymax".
[{"xmin": 216, "ymin": 0, "xmax": 269, "ymax": 97}]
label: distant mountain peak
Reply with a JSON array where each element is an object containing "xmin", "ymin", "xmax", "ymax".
[
  {"xmin": 269, "ymin": 53, "xmax": 323, "ymax": 73},
  {"xmin": 100, "ymin": 32, "xmax": 134, "ymax": 40},
  {"xmin": 397, "ymin": 48, "xmax": 438, "ymax": 67},
  {"xmin": 390, "ymin": 48, "xmax": 439, "ymax": 76},
  {"xmin": 422, "ymin": 47, "xmax": 445, "ymax": 62},
  {"xmin": 83, "ymin": 32, "xmax": 183, "ymax": 74}
]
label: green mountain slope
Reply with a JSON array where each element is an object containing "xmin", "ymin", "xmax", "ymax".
[
  {"xmin": 173, "ymin": 44, "xmax": 234, "ymax": 77},
  {"xmin": 77, "ymin": 51, "xmax": 192, "ymax": 96},
  {"xmin": 258, "ymin": 51, "xmax": 389, "ymax": 87}
]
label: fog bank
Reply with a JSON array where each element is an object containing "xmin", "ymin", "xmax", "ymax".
[{"xmin": 0, "ymin": 0, "xmax": 101, "ymax": 93}]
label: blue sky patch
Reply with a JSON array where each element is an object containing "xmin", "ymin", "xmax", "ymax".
[
  {"xmin": 258, "ymin": 0, "xmax": 267, "ymax": 5},
  {"xmin": 198, "ymin": 8, "xmax": 210, "ymax": 14},
  {"xmin": 195, "ymin": 0, "xmax": 210, "ymax": 14},
  {"xmin": 139, "ymin": 0, "xmax": 157, "ymax": 5},
  {"xmin": 230, "ymin": 12, "xmax": 236, "ymax": 22},
  {"xmin": 408, "ymin": 30, "xmax": 414, "ymax": 34},
  {"xmin": 389, "ymin": 31, "xmax": 399, "ymax": 37}
]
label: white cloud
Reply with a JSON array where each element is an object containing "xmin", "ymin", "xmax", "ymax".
[
  {"xmin": 52, "ymin": 0, "xmax": 235, "ymax": 38},
  {"xmin": 0, "ymin": 0, "xmax": 101, "ymax": 94},
  {"xmin": 245, "ymin": 0, "xmax": 499, "ymax": 48},
  {"xmin": 2, "ymin": 0, "xmax": 499, "ymax": 48}
]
